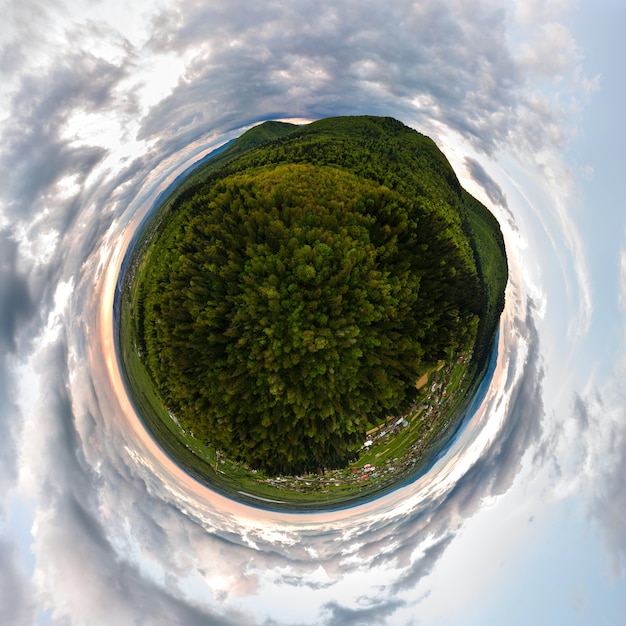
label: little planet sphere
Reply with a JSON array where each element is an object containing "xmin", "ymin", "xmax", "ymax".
[{"xmin": 118, "ymin": 115, "xmax": 507, "ymax": 510}]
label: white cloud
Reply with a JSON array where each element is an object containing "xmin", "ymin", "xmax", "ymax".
[{"xmin": 0, "ymin": 537, "xmax": 36, "ymax": 626}]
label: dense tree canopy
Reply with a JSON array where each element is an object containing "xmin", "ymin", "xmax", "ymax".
[{"xmin": 134, "ymin": 117, "xmax": 491, "ymax": 475}]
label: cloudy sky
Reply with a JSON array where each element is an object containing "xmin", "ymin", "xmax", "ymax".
[{"xmin": 1, "ymin": 0, "xmax": 625, "ymax": 624}]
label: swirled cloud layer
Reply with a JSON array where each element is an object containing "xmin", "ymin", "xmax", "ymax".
[{"xmin": 1, "ymin": 1, "xmax": 625, "ymax": 624}]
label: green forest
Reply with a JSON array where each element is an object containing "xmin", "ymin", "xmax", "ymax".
[{"xmin": 127, "ymin": 116, "xmax": 507, "ymax": 476}]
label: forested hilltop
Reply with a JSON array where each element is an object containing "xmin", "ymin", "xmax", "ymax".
[{"xmin": 128, "ymin": 116, "xmax": 507, "ymax": 476}]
